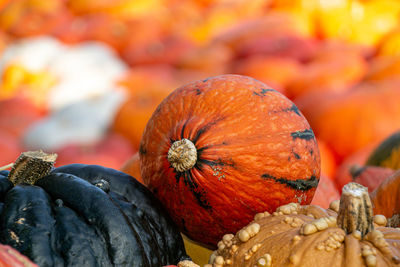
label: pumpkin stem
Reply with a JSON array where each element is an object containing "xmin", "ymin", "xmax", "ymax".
[
  {"xmin": 8, "ymin": 150, "xmax": 57, "ymax": 186},
  {"xmin": 337, "ymin": 182, "xmax": 374, "ymax": 237},
  {"xmin": 168, "ymin": 139, "xmax": 197, "ymax": 172}
]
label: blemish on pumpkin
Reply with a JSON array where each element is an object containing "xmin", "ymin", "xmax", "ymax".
[
  {"xmin": 261, "ymin": 174, "xmax": 319, "ymax": 191},
  {"xmin": 292, "ymin": 152, "xmax": 301, "ymax": 160},
  {"xmin": 16, "ymin": 218, "xmax": 25, "ymax": 225},
  {"xmin": 290, "ymin": 129, "xmax": 315, "ymax": 141},
  {"xmin": 139, "ymin": 144, "xmax": 147, "ymax": 155},
  {"xmin": 176, "ymin": 171, "xmax": 212, "ymax": 210},
  {"xmin": 191, "ymin": 118, "xmax": 225, "ymax": 144},
  {"xmin": 253, "ymin": 88, "xmax": 277, "ymax": 97},
  {"xmin": 9, "ymin": 230, "xmax": 20, "ymax": 244}
]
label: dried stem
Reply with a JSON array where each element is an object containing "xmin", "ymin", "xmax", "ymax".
[
  {"xmin": 337, "ymin": 182, "xmax": 374, "ymax": 237},
  {"xmin": 8, "ymin": 151, "xmax": 57, "ymax": 185}
]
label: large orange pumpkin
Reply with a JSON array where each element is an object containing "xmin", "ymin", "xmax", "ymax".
[{"xmin": 139, "ymin": 74, "xmax": 321, "ymax": 247}]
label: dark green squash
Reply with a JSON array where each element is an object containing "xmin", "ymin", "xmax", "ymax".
[
  {"xmin": 366, "ymin": 130, "xmax": 400, "ymax": 169},
  {"xmin": 0, "ymin": 151, "xmax": 190, "ymax": 267}
]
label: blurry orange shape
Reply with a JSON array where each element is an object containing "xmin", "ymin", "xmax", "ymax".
[
  {"xmin": 232, "ymin": 56, "xmax": 301, "ymax": 94},
  {"xmin": 176, "ymin": 43, "xmax": 233, "ymax": 75},
  {"xmin": 120, "ymin": 152, "xmax": 143, "ymax": 184},
  {"xmin": 55, "ymin": 132, "xmax": 135, "ymax": 170},
  {"xmin": 365, "ymin": 56, "xmax": 400, "ymax": 82},
  {"xmin": 66, "ymin": 0, "xmax": 166, "ymax": 18},
  {"xmin": 317, "ymin": 0, "xmax": 400, "ymax": 47},
  {"xmin": 0, "ymin": 0, "xmax": 70, "ymax": 37},
  {"xmin": 317, "ymin": 138, "xmax": 337, "ymax": 180},
  {"xmin": 213, "ymin": 12, "xmax": 315, "ymax": 53},
  {"xmin": 286, "ymin": 49, "xmax": 367, "ymax": 99},
  {"xmin": 235, "ymin": 35, "xmax": 319, "ymax": 62},
  {"xmin": 333, "ymin": 143, "xmax": 377, "ymax": 191},
  {"xmin": 0, "ymin": 130, "xmax": 22, "ymax": 166},
  {"xmin": 113, "ymin": 67, "xmax": 177, "ymax": 150},
  {"xmin": 377, "ymin": 28, "xmax": 400, "ymax": 57},
  {"xmin": 310, "ymin": 174, "xmax": 340, "ymax": 209},
  {"xmin": 0, "ymin": 63, "xmax": 58, "ymax": 107},
  {"xmin": 296, "ymin": 82, "xmax": 400, "ymax": 161},
  {"xmin": 0, "ymin": 96, "xmax": 45, "ymax": 139}
]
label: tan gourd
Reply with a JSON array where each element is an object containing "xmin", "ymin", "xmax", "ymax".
[{"xmin": 207, "ymin": 182, "xmax": 400, "ymax": 267}]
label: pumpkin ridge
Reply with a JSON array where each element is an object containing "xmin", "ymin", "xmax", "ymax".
[
  {"xmin": 51, "ymin": 203, "xmax": 112, "ymax": 266},
  {"xmin": 1, "ymin": 185, "xmax": 62, "ymax": 266},
  {"xmin": 108, "ymin": 192, "xmax": 160, "ymax": 266},
  {"xmin": 52, "ymin": 164, "xmax": 189, "ymax": 264},
  {"xmin": 261, "ymin": 174, "xmax": 319, "ymax": 191},
  {"xmin": 36, "ymin": 173, "xmax": 149, "ymax": 266},
  {"xmin": 175, "ymin": 171, "xmax": 211, "ymax": 210}
]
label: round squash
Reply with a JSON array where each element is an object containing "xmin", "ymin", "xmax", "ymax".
[
  {"xmin": 0, "ymin": 243, "xmax": 38, "ymax": 267},
  {"xmin": 139, "ymin": 74, "xmax": 321, "ymax": 247},
  {"xmin": 366, "ymin": 130, "xmax": 400, "ymax": 170},
  {"xmin": 0, "ymin": 151, "xmax": 190, "ymax": 266},
  {"xmin": 207, "ymin": 182, "xmax": 400, "ymax": 266},
  {"xmin": 370, "ymin": 169, "xmax": 400, "ymax": 227}
]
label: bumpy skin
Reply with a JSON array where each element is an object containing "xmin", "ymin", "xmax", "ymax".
[
  {"xmin": 139, "ymin": 74, "xmax": 321, "ymax": 247},
  {"xmin": 0, "ymin": 165, "xmax": 189, "ymax": 267}
]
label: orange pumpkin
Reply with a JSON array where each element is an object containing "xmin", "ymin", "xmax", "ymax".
[
  {"xmin": 0, "ymin": 244, "xmax": 38, "ymax": 267},
  {"xmin": 310, "ymin": 174, "xmax": 339, "ymax": 209},
  {"xmin": 139, "ymin": 74, "xmax": 321, "ymax": 247},
  {"xmin": 370, "ymin": 170, "xmax": 400, "ymax": 225},
  {"xmin": 351, "ymin": 165, "xmax": 395, "ymax": 193}
]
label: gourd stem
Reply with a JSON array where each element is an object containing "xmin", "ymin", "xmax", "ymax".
[
  {"xmin": 337, "ymin": 182, "xmax": 374, "ymax": 237},
  {"xmin": 168, "ymin": 139, "xmax": 197, "ymax": 172},
  {"xmin": 0, "ymin": 163, "xmax": 14, "ymax": 171},
  {"xmin": 8, "ymin": 151, "xmax": 57, "ymax": 186}
]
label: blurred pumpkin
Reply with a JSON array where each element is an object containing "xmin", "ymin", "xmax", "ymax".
[
  {"xmin": 350, "ymin": 165, "xmax": 395, "ymax": 193},
  {"xmin": 232, "ymin": 55, "xmax": 301, "ymax": 94},
  {"xmin": 296, "ymin": 82, "xmax": 400, "ymax": 161},
  {"xmin": 370, "ymin": 170, "xmax": 400, "ymax": 227},
  {"xmin": 120, "ymin": 152, "xmax": 143, "ymax": 183},
  {"xmin": 310, "ymin": 174, "xmax": 339, "ymax": 209},
  {"xmin": 286, "ymin": 49, "xmax": 367, "ymax": 100},
  {"xmin": 365, "ymin": 130, "xmax": 400, "ymax": 170}
]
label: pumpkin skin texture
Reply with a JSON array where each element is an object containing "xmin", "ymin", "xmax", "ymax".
[
  {"xmin": 139, "ymin": 74, "xmax": 321, "ymax": 247},
  {"xmin": 0, "ymin": 162, "xmax": 189, "ymax": 267},
  {"xmin": 0, "ymin": 244, "xmax": 38, "ymax": 267},
  {"xmin": 208, "ymin": 183, "xmax": 400, "ymax": 267}
]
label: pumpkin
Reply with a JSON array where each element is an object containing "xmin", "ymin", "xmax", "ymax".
[
  {"xmin": 207, "ymin": 182, "xmax": 400, "ymax": 266},
  {"xmin": 0, "ymin": 243, "xmax": 38, "ymax": 267},
  {"xmin": 370, "ymin": 170, "xmax": 400, "ymax": 227},
  {"xmin": 139, "ymin": 74, "xmax": 321, "ymax": 247},
  {"xmin": 0, "ymin": 151, "xmax": 190, "ymax": 266},
  {"xmin": 310, "ymin": 174, "xmax": 339, "ymax": 209},
  {"xmin": 366, "ymin": 130, "xmax": 400, "ymax": 170},
  {"xmin": 350, "ymin": 165, "xmax": 395, "ymax": 193},
  {"xmin": 295, "ymin": 82, "xmax": 400, "ymax": 161}
]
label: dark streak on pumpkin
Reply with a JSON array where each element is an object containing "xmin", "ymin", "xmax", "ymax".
[
  {"xmin": 261, "ymin": 174, "xmax": 319, "ymax": 191},
  {"xmin": 191, "ymin": 118, "xmax": 226, "ymax": 144},
  {"xmin": 195, "ymin": 158, "xmax": 234, "ymax": 169},
  {"xmin": 181, "ymin": 218, "xmax": 189, "ymax": 233},
  {"xmin": 175, "ymin": 171, "xmax": 211, "ymax": 210},
  {"xmin": 283, "ymin": 104, "xmax": 301, "ymax": 116},
  {"xmin": 139, "ymin": 144, "xmax": 147, "ymax": 155},
  {"xmin": 253, "ymin": 88, "xmax": 277, "ymax": 97},
  {"xmin": 181, "ymin": 121, "xmax": 188, "ymax": 139},
  {"xmin": 292, "ymin": 152, "xmax": 301, "ymax": 160},
  {"xmin": 291, "ymin": 129, "xmax": 315, "ymax": 141}
]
